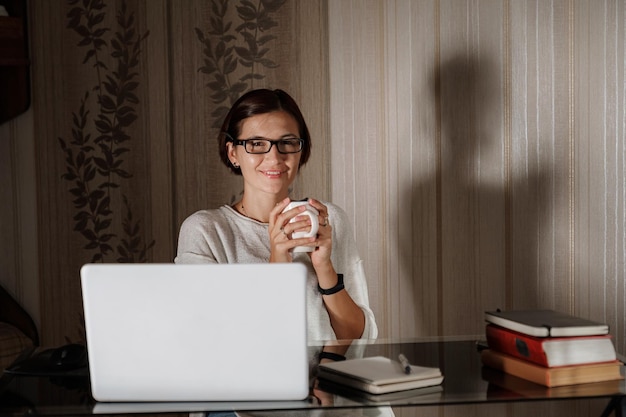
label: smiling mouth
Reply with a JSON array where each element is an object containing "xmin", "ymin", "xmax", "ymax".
[{"xmin": 262, "ymin": 170, "xmax": 285, "ymax": 178}]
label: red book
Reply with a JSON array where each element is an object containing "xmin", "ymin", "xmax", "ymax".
[{"xmin": 485, "ymin": 324, "xmax": 617, "ymax": 367}]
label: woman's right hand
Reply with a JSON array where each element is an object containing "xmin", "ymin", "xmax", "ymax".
[{"xmin": 268, "ymin": 198, "xmax": 317, "ymax": 263}]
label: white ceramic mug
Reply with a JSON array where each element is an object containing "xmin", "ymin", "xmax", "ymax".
[{"xmin": 283, "ymin": 200, "xmax": 319, "ymax": 252}]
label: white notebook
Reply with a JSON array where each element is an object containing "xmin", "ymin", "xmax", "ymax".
[
  {"xmin": 81, "ymin": 263, "xmax": 309, "ymax": 402},
  {"xmin": 318, "ymin": 356, "xmax": 443, "ymax": 394}
]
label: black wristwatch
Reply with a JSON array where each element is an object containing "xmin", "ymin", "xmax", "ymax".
[
  {"xmin": 318, "ymin": 274, "xmax": 344, "ymax": 295},
  {"xmin": 318, "ymin": 351, "xmax": 346, "ymax": 362}
]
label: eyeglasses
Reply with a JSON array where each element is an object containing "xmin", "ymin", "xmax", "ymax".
[{"xmin": 231, "ymin": 137, "xmax": 304, "ymax": 154}]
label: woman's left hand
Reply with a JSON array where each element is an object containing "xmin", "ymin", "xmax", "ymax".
[{"xmin": 307, "ymin": 199, "xmax": 333, "ymax": 268}]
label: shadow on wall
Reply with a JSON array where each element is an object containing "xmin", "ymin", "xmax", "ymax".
[{"xmin": 396, "ymin": 53, "xmax": 553, "ymax": 336}]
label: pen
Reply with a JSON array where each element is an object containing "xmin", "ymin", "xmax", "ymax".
[{"xmin": 398, "ymin": 353, "xmax": 411, "ymax": 374}]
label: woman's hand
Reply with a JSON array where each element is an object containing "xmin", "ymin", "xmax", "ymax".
[
  {"xmin": 268, "ymin": 198, "xmax": 317, "ymax": 263},
  {"xmin": 304, "ymin": 199, "xmax": 340, "ymax": 292},
  {"xmin": 307, "ymin": 198, "xmax": 333, "ymax": 269}
]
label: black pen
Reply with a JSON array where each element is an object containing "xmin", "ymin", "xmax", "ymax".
[{"xmin": 398, "ymin": 353, "xmax": 411, "ymax": 374}]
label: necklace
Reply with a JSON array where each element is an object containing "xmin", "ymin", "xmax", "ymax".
[{"xmin": 236, "ymin": 202, "xmax": 268, "ymax": 223}]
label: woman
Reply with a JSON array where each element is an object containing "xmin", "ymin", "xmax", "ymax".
[{"xmin": 175, "ymin": 88, "xmax": 377, "ymax": 351}]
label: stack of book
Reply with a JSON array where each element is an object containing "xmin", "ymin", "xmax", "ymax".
[{"xmin": 480, "ymin": 309, "xmax": 623, "ymax": 387}]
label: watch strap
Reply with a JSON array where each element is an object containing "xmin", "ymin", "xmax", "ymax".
[
  {"xmin": 318, "ymin": 273, "xmax": 344, "ymax": 295},
  {"xmin": 318, "ymin": 351, "xmax": 346, "ymax": 362}
]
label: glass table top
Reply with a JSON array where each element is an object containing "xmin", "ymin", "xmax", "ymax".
[{"xmin": 1, "ymin": 336, "xmax": 624, "ymax": 415}]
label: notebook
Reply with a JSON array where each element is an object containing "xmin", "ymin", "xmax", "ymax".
[
  {"xmin": 484, "ymin": 309, "xmax": 609, "ymax": 337},
  {"xmin": 80, "ymin": 262, "xmax": 309, "ymax": 402},
  {"xmin": 317, "ymin": 356, "xmax": 443, "ymax": 394}
]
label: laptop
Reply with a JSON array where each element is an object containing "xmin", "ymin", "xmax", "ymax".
[{"xmin": 80, "ymin": 262, "xmax": 309, "ymax": 402}]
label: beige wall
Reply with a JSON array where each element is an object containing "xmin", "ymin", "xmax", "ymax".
[
  {"xmin": 326, "ymin": 1, "xmax": 624, "ymax": 414},
  {"xmin": 328, "ymin": 0, "xmax": 626, "ymax": 352}
]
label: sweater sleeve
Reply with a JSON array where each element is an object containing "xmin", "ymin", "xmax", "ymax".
[
  {"xmin": 328, "ymin": 203, "xmax": 378, "ymax": 340},
  {"xmin": 349, "ymin": 258, "xmax": 378, "ymax": 340}
]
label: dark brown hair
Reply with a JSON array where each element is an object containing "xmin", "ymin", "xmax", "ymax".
[{"xmin": 218, "ymin": 89, "xmax": 312, "ymax": 175}]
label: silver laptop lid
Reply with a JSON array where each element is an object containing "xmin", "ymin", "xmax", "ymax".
[{"xmin": 80, "ymin": 263, "xmax": 309, "ymax": 402}]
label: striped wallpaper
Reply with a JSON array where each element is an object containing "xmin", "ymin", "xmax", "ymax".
[{"xmin": 329, "ymin": 0, "xmax": 626, "ymax": 351}]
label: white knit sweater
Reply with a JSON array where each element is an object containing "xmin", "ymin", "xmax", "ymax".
[{"xmin": 174, "ymin": 203, "xmax": 378, "ymax": 344}]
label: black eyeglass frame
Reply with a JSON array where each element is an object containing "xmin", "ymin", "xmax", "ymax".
[{"xmin": 229, "ymin": 136, "xmax": 305, "ymax": 154}]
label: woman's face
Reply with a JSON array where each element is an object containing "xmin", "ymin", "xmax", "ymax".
[{"xmin": 227, "ymin": 110, "xmax": 302, "ymax": 199}]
